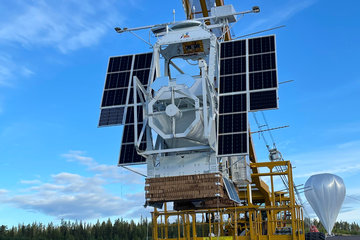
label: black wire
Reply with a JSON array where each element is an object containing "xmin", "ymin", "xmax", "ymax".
[
  {"xmin": 253, "ymin": 111, "xmax": 310, "ymax": 218},
  {"xmin": 261, "ymin": 112, "xmax": 276, "ymax": 148},
  {"xmin": 252, "ymin": 112, "xmax": 270, "ymax": 150}
]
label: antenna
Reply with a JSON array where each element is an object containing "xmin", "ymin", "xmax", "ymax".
[
  {"xmin": 234, "ymin": 25, "xmax": 286, "ymax": 39},
  {"xmin": 173, "ymin": 9, "xmax": 176, "ymax": 22}
]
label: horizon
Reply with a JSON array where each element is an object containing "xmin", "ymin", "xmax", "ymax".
[{"xmin": 0, "ymin": 0, "xmax": 359, "ymax": 227}]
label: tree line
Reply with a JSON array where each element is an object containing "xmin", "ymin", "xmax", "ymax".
[
  {"xmin": 311, "ymin": 218, "xmax": 360, "ymax": 235},
  {"xmin": 0, "ymin": 218, "xmax": 359, "ymax": 239},
  {"xmin": 0, "ymin": 218, "xmax": 151, "ymax": 240}
]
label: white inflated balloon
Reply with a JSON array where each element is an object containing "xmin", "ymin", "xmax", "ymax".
[{"xmin": 305, "ymin": 173, "xmax": 346, "ymax": 234}]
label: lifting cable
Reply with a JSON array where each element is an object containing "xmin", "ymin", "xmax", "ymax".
[{"xmin": 252, "ymin": 112, "xmax": 311, "ymax": 219}]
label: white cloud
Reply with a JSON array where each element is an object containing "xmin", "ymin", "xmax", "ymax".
[
  {"xmin": 241, "ymin": 0, "xmax": 318, "ymax": 33},
  {"xmin": 0, "ymin": 0, "xmax": 124, "ymax": 86},
  {"xmin": 20, "ymin": 179, "xmax": 42, "ymax": 185},
  {"xmin": 0, "ymin": 55, "xmax": 33, "ymax": 87},
  {"xmin": 6, "ymin": 173, "xmax": 140, "ymax": 220},
  {"xmin": 0, "ymin": 0, "xmax": 122, "ymax": 53},
  {"xmin": 0, "ymin": 151, "xmax": 146, "ymax": 220},
  {"xmin": 0, "ymin": 189, "xmax": 8, "ymax": 194},
  {"xmin": 291, "ymin": 140, "xmax": 360, "ymax": 178},
  {"xmin": 296, "ymin": 164, "xmax": 360, "ymax": 179},
  {"xmin": 289, "ymin": 141, "xmax": 360, "ymax": 223},
  {"xmin": 62, "ymin": 150, "xmax": 95, "ymax": 167},
  {"xmin": 63, "ymin": 150, "xmax": 146, "ymax": 184}
]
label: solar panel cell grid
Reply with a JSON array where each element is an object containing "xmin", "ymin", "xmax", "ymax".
[
  {"xmin": 119, "ymin": 144, "xmax": 146, "ymax": 164},
  {"xmin": 107, "ymin": 55, "xmax": 133, "ymax": 73},
  {"xmin": 249, "ymin": 53, "xmax": 276, "ymax": 72},
  {"xmin": 101, "ymin": 88, "xmax": 129, "ymax": 107},
  {"xmin": 218, "ymin": 133, "xmax": 247, "ymax": 155},
  {"xmin": 218, "ymin": 35, "xmax": 278, "ymax": 156},
  {"xmin": 220, "ymin": 39, "xmax": 246, "ymax": 58},
  {"xmin": 250, "ymin": 90, "xmax": 277, "ymax": 111},
  {"xmin": 220, "ymin": 57, "xmax": 246, "ymax": 75},
  {"xmin": 223, "ymin": 177, "xmax": 241, "ymax": 203},
  {"xmin": 134, "ymin": 53, "xmax": 152, "ymax": 69},
  {"xmin": 248, "ymin": 36, "xmax": 275, "ymax": 55},
  {"xmin": 133, "ymin": 69, "xmax": 151, "ymax": 85},
  {"xmin": 219, "ymin": 94, "xmax": 246, "ymax": 114},
  {"xmin": 249, "ymin": 70, "xmax": 277, "ymax": 90},
  {"xmin": 125, "ymin": 106, "xmax": 144, "ymax": 124},
  {"xmin": 220, "ymin": 74, "xmax": 246, "ymax": 94},
  {"xmin": 98, "ymin": 107, "xmax": 125, "ymax": 126},
  {"xmin": 100, "ymin": 52, "xmax": 153, "ymax": 165},
  {"xmin": 219, "ymin": 113, "xmax": 247, "ymax": 134},
  {"xmin": 105, "ymin": 71, "xmax": 131, "ymax": 89}
]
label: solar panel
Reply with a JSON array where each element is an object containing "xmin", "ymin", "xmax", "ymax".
[
  {"xmin": 118, "ymin": 53, "xmax": 152, "ymax": 165},
  {"xmin": 250, "ymin": 90, "xmax": 277, "ymax": 111},
  {"xmin": 219, "ymin": 74, "xmax": 246, "ymax": 94},
  {"xmin": 248, "ymin": 35, "xmax": 275, "ymax": 54},
  {"xmin": 219, "ymin": 94, "xmax": 246, "ymax": 114},
  {"xmin": 218, "ymin": 113, "xmax": 247, "ymax": 134},
  {"xmin": 119, "ymin": 143, "xmax": 146, "ymax": 165},
  {"xmin": 99, "ymin": 52, "xmax": 152, "ymax": 165},
  {"xmin": 223, "ymin": 177, "xmax": 241, "ymax": 203},
  {"xmin": 218, "ymin": 133, "xmax": 247, "ymax": 155},
  {"xmin": 247, "ymin": 35, "xmax": 278, "ymax": 111},
  {"xmin": 220, "ymin": 57, "xmax": 246, "ymax": 75},
  {"xmin": 217, "ymin": 35, "xmax": 278, "ymax": 157},
  {"xmin": 220, "ymin": 39, "xmax": 246, "ymax": 58},
  {"xmin": 249, "ymin": 70, "xmax": 277, "ymax": 90},
  {"xmin": 98, "ymin": 107, "xmax": 125, "ymax": 127},
  {"xmin": 99, "ymin": 52, "xmax": 153, "ymax": 127}
]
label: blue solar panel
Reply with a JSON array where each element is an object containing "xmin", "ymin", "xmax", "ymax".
[
  {"xmin": 217, "ymin": 35, "xmax": 278, "ymax": 157},
  {"xmin": 223, "ymin": 177, "xmax": 240, "ymax": 203},
  {"xmin": 99, "ymin": 52, "xmax": 153, "ymax": 166},
  {"xmin": 99, "ymin": 52, "xmax": 152, "ymax": 127}
]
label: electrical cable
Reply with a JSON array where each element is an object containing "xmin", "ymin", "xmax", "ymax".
[{"xmin": 252, "ymin": 111, "xmax": 311, "ymax": 219}]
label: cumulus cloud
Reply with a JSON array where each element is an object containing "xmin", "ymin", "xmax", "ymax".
[
  {"xmin": 62, "ymin": 150, "xmax": 146, "ymax": 184},
  {"xmin": 1, "ymin": 151, "xmax": 147, "ymax": 220},
  {"xmin": 7, "ymin": 172, "xmax": 141, "ymax": 219}
]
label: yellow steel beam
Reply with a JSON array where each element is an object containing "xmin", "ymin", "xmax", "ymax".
[
  {"xmin": 182, "ymin": 0, "xmax": 193, "ymax": 19},
  {"xmin": 251, "ymin": 161, "xmax": 290, "ymax": 168},
  {"xmin": 199, "ymin": 0, "xmax": 210, "ymax": 17},
  {"xmin": 249, "ymin": 134, "xmax": 271, "ymax": 205},
  {"xmin": 238, "ymin": 190, "xmax": 269, "ymax": 200},
  {"xmin": 252, "ymin": 172, "xmax": 288, "ymax": 177},
  {"xmin": 215, "ymin": 0, "xmax": 224, "ymax": 6}
]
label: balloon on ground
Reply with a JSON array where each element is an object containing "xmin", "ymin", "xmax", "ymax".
[{"xmin": 304, "ymin": 173, "xmax": 346, "ymax": 235}]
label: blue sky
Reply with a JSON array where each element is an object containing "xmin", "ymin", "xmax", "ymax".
[{"xmin": 0, "ymin": 0, "xmax": 359, "ymax": 227}]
